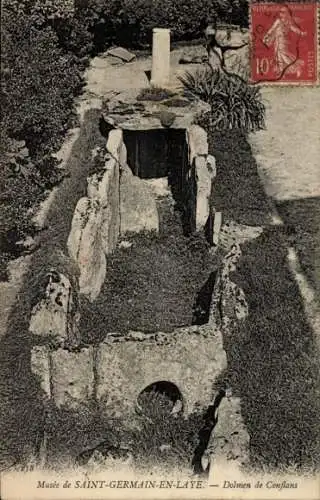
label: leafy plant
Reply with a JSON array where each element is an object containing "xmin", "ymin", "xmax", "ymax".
[
  {"xmin": 78, "ymin": 0, "xmax": 248, "ymax": 50},
  {"xmin": 0, "ymin": 0, "xmax": 89, "ymax": 279},
  {"xmin": 179, "ymin": 67, "xmax": 265, "ymax": 132}
]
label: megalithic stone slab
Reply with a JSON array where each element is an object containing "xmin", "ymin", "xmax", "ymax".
[
  {"xmin": 151, "ymin": 28, "xmax": 171, "ymax": 88},
  {"xmin": 51, "ymin": 347, "xmax": 94, "ymax": 410},
  {"xmin": 106, "ymin": 47, "xmax": 136, "ymax": 63},
  {"xmin": 31, "ymin": 346, "xmax": 51, "ymax": 398}
]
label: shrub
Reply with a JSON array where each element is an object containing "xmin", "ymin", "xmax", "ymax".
[
  {"xmin": 2, "ymin": 23, "xmax": 84, "ymax": 156},
  {"xmin": 83, "ymin": 0, "xmax": 248, "ymax": 50},
  {"xmin": 0, "ymin": 0, "xmax": 89, "ymax": 278},
  {"xmin": 179, "ymin": 67, "xmax": 266, "ymax": 132},
  {"xmin": 0, "ymin": 130, "xmax": 66, "ymax": 279}
]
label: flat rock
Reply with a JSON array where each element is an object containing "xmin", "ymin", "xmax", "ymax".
[
  {"xmin": 120, "ymin": 165, "xmax": 159, "ymax": 235},
  {"xmin": 101, "ymin": 95, "xmax": 210, "ymax": 131},
  {"xmin": 106, "ymin": 47, "xmax": 136, "ymax": 63}
]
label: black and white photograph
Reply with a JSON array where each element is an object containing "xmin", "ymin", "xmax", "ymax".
[{"xmin": 0, "ymin": 1, "xmax": 319, "ymax": 499}]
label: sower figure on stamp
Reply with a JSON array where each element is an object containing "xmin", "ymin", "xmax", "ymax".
[{"xmin": 263, "ymin": 5, "xmax": 307, "ymax": 78}]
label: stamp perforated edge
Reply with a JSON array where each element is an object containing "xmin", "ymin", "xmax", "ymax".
[{"xmin": 248, "ymin": 0, "xmax": 320, "ymax": 86}]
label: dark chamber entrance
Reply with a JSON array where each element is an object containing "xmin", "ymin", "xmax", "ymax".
[
  {"xmin": 123, "ymin": 129, "xmax": 187, "ymax": 180},
  {"xmin": 123, "ymin": 129, "xmax": 195, "ymax": 233}
]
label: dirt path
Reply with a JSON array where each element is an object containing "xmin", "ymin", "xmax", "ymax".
[
  {"xmin": 249, "ymin": 85, "xmax": 320, "ymax": 323},
  {"xmin": 250, "ymin": 86, "xmax": 320, "ymax": 201}
]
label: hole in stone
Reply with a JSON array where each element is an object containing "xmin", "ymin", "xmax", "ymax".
[{"xmin": 137, "ymin": 381, "xmax": 183, "ymax": 419}]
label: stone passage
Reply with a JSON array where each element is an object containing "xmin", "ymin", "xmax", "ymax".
[
  {"xmin": 123, "ymin": 128, "xmax": 194, "ymax": 232},
  {"xmin": 66, "ymin": 124, "xmax": 216, "ymax": 301},
  {"xmin": 31, "ymin": 325, "xmax": 227, "ymax": 421},
  {"xmin": 123, "ymin": 129, "xmax": 187, "ymax": 180}
]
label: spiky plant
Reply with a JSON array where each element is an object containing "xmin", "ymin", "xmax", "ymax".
[{"xmin": 179, "ymin": 67, "xmax": 265, "ymax": 132}]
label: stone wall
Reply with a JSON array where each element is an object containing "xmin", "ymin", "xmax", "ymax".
[
  {"xmin": 66, "ymin": 124, "xmax": 217, "ymax": 300},
  {"xmin": 67, "ymin": 131, "xmax": 123, "ymax": 301},
  {"xmin": 67, "ymin": 128, "xmax": 161, "ymax": 300},
  {"xmin": 186, "ymin": 125, "xmax": 217, "ymax": 233},
  {"xmin": 27, "ymin": 111, "xmax": 255, "ymax": 471},
  {"xmin": 209, "ymin": 222, "xmax": 263, "ymax": 337},
  {"xmin": 31, "ymin": 324, "xmax": 226, "ymax": 420}
]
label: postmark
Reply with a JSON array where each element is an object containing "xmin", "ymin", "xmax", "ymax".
[{"xmin": 250, "ymin": 2, "xmax": 319, "ymax": 84}]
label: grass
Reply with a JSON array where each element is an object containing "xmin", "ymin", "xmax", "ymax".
[
  {"xmin": 68, "ymin": 391, "xmax": 205, "ymax": 473},
  {"xmin": 0, "ymin": 108, "xmax": 106, "ymax": 469},
  {"xmin": 80, "ymin": 200, "xmax": 217, "ymax": 342},
  {"xmin": 208, "ymin": 130, "xmax": 273, "ymax": 226},
  {"xmin": 228, "ymin": 229, "xmax": 320, "ymax": 473},
  {"xmin": 129, "ymin": 391, "xmax": 204, "ymax": 472}
]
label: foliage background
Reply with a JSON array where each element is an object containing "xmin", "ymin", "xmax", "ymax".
[{"xmin": 0, "ymin": 0, "xmax": 248, "ymax": 279}]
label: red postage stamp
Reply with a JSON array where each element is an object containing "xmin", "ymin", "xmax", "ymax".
[{"xmin": 250, "ymin": 2, "xmax": 318, "ymax": 84}]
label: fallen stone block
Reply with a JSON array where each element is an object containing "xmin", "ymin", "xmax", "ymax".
[
  {"xmin": 105, "ymin": 55, "xmax": 125, "ymax": 66},
  {"xmin": 106, "ymin": 47, "xmax": 136, "ymax": 63},
  {"xmin": 120, "ymin": 165, "xmax": 159, "ymax": 235}
]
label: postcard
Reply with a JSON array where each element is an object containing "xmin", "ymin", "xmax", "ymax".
[{"xmin": 0, "ymin": 1, "xmax": 319, "ymax": 499}]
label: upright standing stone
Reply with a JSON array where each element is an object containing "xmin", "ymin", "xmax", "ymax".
[{"xmin": 151, "ymin": 28, "xmax": 171, "ymax": 88}]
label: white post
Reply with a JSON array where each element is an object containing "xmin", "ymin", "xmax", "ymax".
[{"xmin": 151, "ymin": 28, "xmax": 170, "ymax": 88}]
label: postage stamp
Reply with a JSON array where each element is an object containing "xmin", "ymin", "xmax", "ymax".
[{"xmin": 250, "ymin": 2, "xmax": 319, "ymax": 84}]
